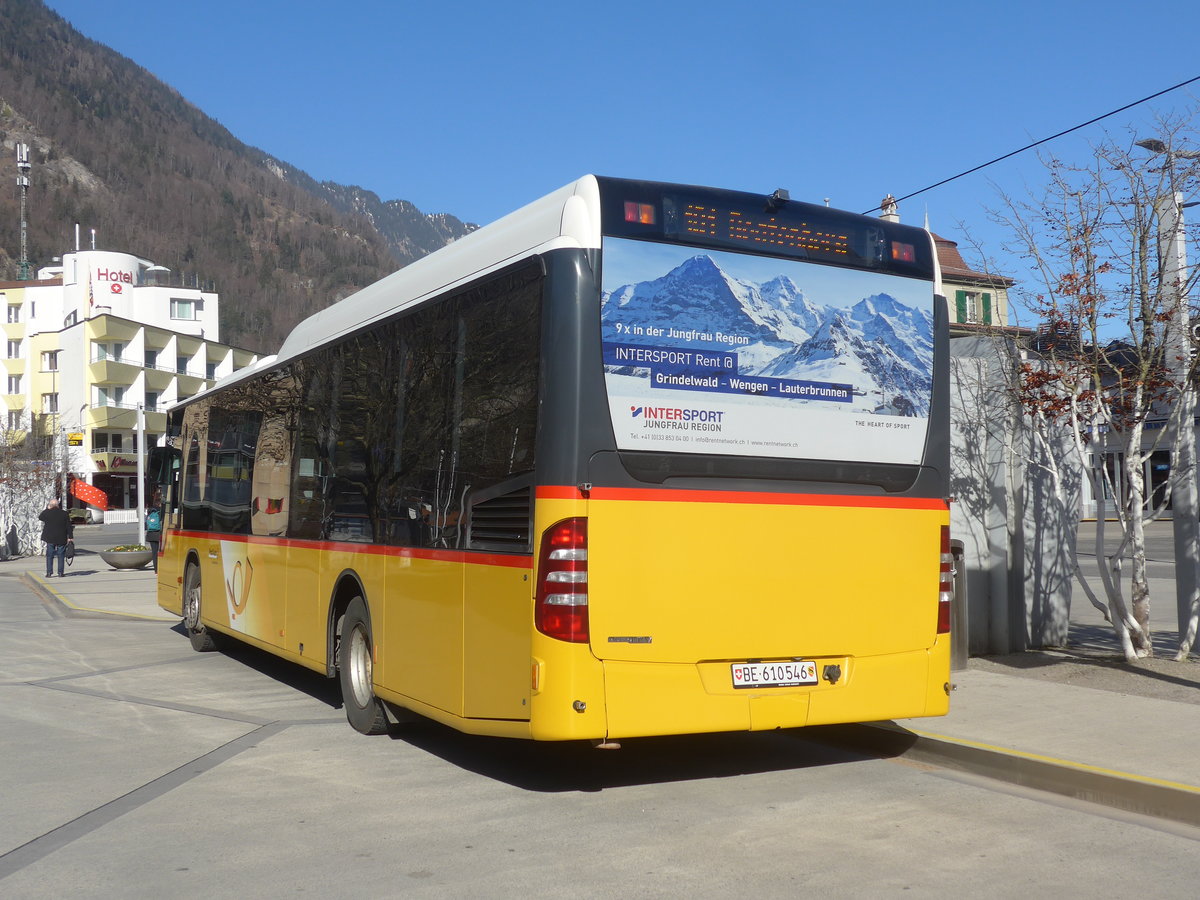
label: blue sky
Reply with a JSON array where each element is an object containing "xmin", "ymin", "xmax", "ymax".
[{"xmin": 40, "ymin": 0, "xmax": 1200, "ymax": 325}]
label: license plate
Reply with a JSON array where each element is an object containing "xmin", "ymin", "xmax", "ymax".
[{"xmin": 731, "ymin": 660, "xmax": 818, "ymax": 689}]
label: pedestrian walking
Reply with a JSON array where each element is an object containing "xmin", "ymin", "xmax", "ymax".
[
  {"xmin": 39, "ymin": 498, "xmax": 74, "ymax": 578},
  {"xmin": 146, "ymin": 490, "xmax": 163, "ymax": 572}
]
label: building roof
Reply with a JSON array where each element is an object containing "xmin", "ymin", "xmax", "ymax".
[
  {"xmin": 934, "ymin": 234, "xmax": 1014, "ymax": 288},
  {"xmin": 0, "ymin": 277, "xmax": 63, "ymax": 289}
]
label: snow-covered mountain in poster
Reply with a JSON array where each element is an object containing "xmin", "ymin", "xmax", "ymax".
[{"xmin": 601, "ymin": 251, "xmax": 933, "ymax": 415}]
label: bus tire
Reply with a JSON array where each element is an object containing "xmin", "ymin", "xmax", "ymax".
[
  {"xmin": 339, "ymin": 597, "xmax": 389, "ymax": 735},
  {"xmin": 183, "ymin": 562, "xmax": 221, "ymax": 652}
]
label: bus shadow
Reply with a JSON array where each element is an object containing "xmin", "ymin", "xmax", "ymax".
[
  {"xmin": 162, "ymin": 622, "xmax": 911, "ymax": 787},
  {"xmin": 168, "ymin": 623, "xmax": 344, "ymax": 709},
  {"xmin": 388, "ymin": 720, "xmax": 891, "ymax": 792}
]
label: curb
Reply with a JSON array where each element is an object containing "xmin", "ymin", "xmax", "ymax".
[
  {"xmin": 21, "ymin": 572, "xmax": 177, "ymax": 623},
  {"xmin": 812, "ymin": 722, "xmax": 1200, "ymax": 829}
]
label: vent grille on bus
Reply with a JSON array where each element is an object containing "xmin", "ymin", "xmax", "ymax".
[{"xmin": 468, "ymin": 486, "xmax": 533, "ymax": 553}]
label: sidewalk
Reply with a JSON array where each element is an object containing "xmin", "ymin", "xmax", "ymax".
[
  {"xmin": 887, "ymin": 667, "xmax": 1200, "ymax": 828},
  {"xmin": 883, "ymin": 563, "xmax": 1199, "ymax": 828},
  {"xmin": 13, "ymin": 543, "xmax": 1200, "ymax": 828},
  {"xmin": 16, "ymin": 544, "xmax": 174, "ymax": 623}
]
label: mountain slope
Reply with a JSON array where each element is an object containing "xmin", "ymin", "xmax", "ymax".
[{"xmin": 0, "ymin": 0, "xmax": 475, "ymax": 351}]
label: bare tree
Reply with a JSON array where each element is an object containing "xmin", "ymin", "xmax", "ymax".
[
  {"xmin": 0, "ymin": 416, "xmax": 61, "ymax": 557},
  {"xmin": 995, "ymin": 117, "xmax": 1200, "ymax": 662}
]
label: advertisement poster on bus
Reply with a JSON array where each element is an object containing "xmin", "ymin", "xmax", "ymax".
[{"xmin": 600, "ymin": 238, "xmax": 934, "ymax": 465}]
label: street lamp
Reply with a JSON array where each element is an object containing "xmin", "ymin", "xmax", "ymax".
[{"xmin": 1136, "ymin": 138, "xmax": 1200, "ymax": 646}]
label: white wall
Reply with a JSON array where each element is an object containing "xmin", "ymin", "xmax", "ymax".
[{"xmin": 950, "ymin": 337, "xmax": 1082, "ymax": 654}]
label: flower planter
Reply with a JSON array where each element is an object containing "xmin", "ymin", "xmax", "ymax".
[{"xmin": 99, "ymin": 549, "xmax": 155, "ymax": 570}]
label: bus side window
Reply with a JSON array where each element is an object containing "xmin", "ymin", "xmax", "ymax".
[
  {"xmin": 250, "ymin": 410, "xmax": 293, "ymax": 538},
  {"xmin": 289, "ymin": 357, "xmax": 337, "ymax": 541},
  {"xmin": 290, "ymin": 441, "xmax": 327, "ymax": 540},
  {"xmin": 180, "ymin": 402, "xmax": 211, "ymax": 532},
  {"xmin": 206, "ymin": 407, "xmax": 261, "ymax": 535}
]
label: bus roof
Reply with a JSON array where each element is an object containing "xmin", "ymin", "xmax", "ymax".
[
  {"xmin": 185, "ymin": 176, "xmax": 603, "ymax": 401},
  {"xmin": 275, "ymin": 175, "xmax": 603, "ymax": 369},
  {"xmin": 185, "ymin": 175, "xmax": 937, "ymax": 402}
]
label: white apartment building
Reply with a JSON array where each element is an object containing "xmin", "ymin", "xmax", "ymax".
[{"xmin": 1, "ymin": 247, "xmax": 258, "ymax": 512}]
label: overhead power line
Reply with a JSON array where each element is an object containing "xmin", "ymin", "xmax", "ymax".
[{"xmin": 863, "ymin": 74, "xmax": 1200, "ymax": 215}]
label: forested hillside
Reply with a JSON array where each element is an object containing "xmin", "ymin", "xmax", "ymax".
[{"xmin": 0, "ymin": 0, "xmax": 474, "ymax": 351}]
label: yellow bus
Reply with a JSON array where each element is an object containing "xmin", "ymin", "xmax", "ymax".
[{"xmin": 157, "ymin": 176, "xmax": 952, "ymax": 743}]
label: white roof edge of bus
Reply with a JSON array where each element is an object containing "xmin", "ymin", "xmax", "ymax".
[
  {"xmin": 269, "ymin": 175, "xmax": 603, "ymax": 370},
  {"xmin": 924, "ymin": 227, "xmax": 943, "ymax": 298}
]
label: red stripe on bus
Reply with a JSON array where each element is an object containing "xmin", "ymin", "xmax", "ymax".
[
  {"xmin": 171, "ymin": 531, "xmax": 532, "ymax": 569},
  {"xmin": 535, "ymin": 485, "xmax": 947, "ymax": 510}
]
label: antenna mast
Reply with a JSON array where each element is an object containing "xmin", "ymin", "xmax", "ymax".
[{"xmin": 16, "ymin": 143, "xmax": 31, "ymax": 280}]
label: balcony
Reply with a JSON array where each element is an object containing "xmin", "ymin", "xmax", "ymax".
[
  {"xmin": 175, "ymin": 371, "xmax": 207, "ymax": 398},
  {"xmin": 88, "ymin": 351, "xmax": 212, "ymax": 404},
  {"xmin": 88, "ymin": 355, "xmax": 141, "ymax": 383},
  {"xmin": 86, "ymin": 401, "xmax": 167, "ymax": 432}
]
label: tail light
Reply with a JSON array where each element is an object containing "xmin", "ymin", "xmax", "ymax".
[
  {"xmin": 536, "ymin": 518, "xmax": 589, "ymax": 643},
  {"xmin": 938, "ymin": 525, "xmax": 953, "ymax": 634}
]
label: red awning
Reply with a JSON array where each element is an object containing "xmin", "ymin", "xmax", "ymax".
[{"xmin": 70, "ymin": 479, "xmax": 109, "ymax": 511}]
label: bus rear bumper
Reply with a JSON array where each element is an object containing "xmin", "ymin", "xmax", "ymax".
[{"xmin": 601, "ymin": 645, "xmax": 949, "ymax": 739}]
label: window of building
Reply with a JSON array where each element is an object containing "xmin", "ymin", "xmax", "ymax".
[
  {"xmin": 7, "ymin": 375, "xmax": 21, "ymax": 394},
  {"xmin": 7, "ymin": 410, "xmax": 23, "ymax": 431},
  {"xmin": 170, "ymin": 298, "xmax": 201, "ymax": 320},
  {"xmin": 145, "ymin": 391, "xmax": 159, "ymax": 411},
  {"xmin": 6, "ymin": 305, "xmax": 20, "ymax": 324},
  {"xmin": 206, "ymin": 362, "xmax": 218, "ymax": 380},
  {"xmin": 96, "ymin": 386, "xmax": 126, "ymax": 407},
  {"xmin": 41, "ymin": 393, "xmax": 58, "ymax": 414},
  {"xmin": 94, "ymin": 342, "xmax": 127, "ymax": 363},
  {"xmin": 41, "ymin": 350, "xmax": 59, "ymax": 371},
  {"xmin": 111, "ymin": 433, "xmax": 123, "ymax": 452},
  {"xmin": 7, "ymin": 340, "xmax": 21, "ymax": 359},
  {"xmin": 145, "ymin": 349, "xmax": 158, "ymax": 369},
  {"xmin": 954, "ymin": 290, "xmax": 993, "ymax": 325},
  {"xmin": 130, "ymin": 432, "xmax": 160, "ymax": 452}
]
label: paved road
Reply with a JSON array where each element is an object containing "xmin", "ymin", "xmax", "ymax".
[{"xmin": 1, "ymin": 527, "xmax": 1197, "ymax": 897}]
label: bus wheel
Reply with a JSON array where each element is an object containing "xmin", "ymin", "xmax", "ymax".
[
  {"xmin": 183, "ymin": 563, "xmax": 221, "ymax": 652},
  {"xmin": 339, "ymin": 597, "xmax": 389, "ymax": 735}
]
